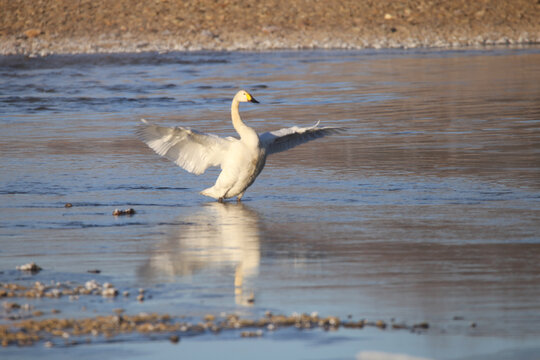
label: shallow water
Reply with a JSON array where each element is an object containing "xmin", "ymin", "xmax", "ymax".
[{"xmin": 1, "ymin": 47, "xmax": 540, "ymax": 359}]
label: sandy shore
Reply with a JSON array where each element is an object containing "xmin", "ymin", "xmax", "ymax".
[
  {"xmin": 1, "ymin": 0, "xmax": 539, "ymax": 56},
  {"xmin": 0, "ymin": 0, "xmax": 540, "ymax": 55}
]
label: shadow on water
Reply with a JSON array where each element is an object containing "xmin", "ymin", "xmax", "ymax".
[{"xmin": 138, "ymin": 202, "xmax": 260, "ymax": 307}]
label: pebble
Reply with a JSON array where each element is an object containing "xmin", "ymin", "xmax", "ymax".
[
  {"xmin": 240, "ymin": 329, "xmax": 263, "ymax": 338},
  {"xmin": 375, "ymin": 320, "xmax": 387, "ymax": 329},
  {"xmin": 64, "ymin": 203, "xmax": 73, "ymax": 208},
  {"xmin": 0, "ymin": 280, "xmax": 440, "ymax": 348},
  {"xmin": 102, "ymin": 288, "xmax": 119, "ymax": 297},
  {"xmin": 413, "ymin": 322, "xmax": 430, "ymax": 329},
  {"xmin": 16, "ymin": 262, "xmax": 42, "ymax": 273},
  {"xmin": 391, "ymin": 323, "xmax": 408, "ymax": 330},
  {"xmin": 169, "ymin": 334, "xmax": 180, "ymax": 343},
  {"xmin": 23, "ymin": 29, "xmax": 41, "ymax": 39},
  {"xmin": 113, "ymin": 208, "xmax": 136, "ymax": 216},
  {"xmin": 85, "ymin": 280, "xmax": 100, "ymax": 291}
]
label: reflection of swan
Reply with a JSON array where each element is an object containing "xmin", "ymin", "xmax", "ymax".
[
  {"xmin": 137, "ymin": 90, "xmax": 344, "ymax": 201},
  {"xmin": 139, "ymin": 202, "xmax": 260, "ymax": 306}
]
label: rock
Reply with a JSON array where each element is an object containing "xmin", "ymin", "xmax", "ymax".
[
  {"xmin": 85, "ymin": 280, "xmax": 100, "ymax": 291},
  {"xmin": 240, "ymin": 329, "xmax": 263, "ymax": 337},
  {"xmin": 375, "ymin": 320, "xmax": 387, "ymax": 329},
  {"xmin": 169, "ymin": 334, "xmax": 180, "ymax": 343},
  {"xmin": 16, "ymin": 262, "xmax": 42, "ymax": 273},
  {"xmin": 24, "ymin": 29, "xmax": 41, "ymax": 39},
  {"xmin": 102, "ymin": 287, "xmax": 118, "ymax": 297},
  {"xmin": 413, "ymin": 322, "xmax": 429, "ymax": 329},
  {"xmin": 113, "ymin": 208, "xmax": 136, "ymax": 216}
]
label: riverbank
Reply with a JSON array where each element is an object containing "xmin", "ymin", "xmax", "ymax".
[{"xmin": 1, "ymin": 0, "xmax": 538, "ymax": 56}]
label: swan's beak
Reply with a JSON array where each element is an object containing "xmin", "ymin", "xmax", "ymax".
[{"xmin": 246, "ymin": 93, "xmax": 259, "ymax": 104}]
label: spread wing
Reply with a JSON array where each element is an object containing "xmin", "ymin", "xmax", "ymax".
[
  {"xmin": 259, "ymin": 121, "xmax": 345, "ymax": 156},
  {"xmin": 136, "ymin": 119, "xmax": 231, "ymax": 175}
]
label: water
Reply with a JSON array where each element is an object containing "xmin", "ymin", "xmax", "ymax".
[{"xmin": 1, "ymin": 47, "xmax": 540, "ymax": 359}]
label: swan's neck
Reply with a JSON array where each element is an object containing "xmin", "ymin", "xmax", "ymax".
[{"xmin": 231, "ymin": 98, "xmax": 258, "ymax": 145}]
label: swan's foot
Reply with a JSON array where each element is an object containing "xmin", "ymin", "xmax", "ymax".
[{"xmin": 236, "ymin": 192, "xmax": 245, "ymax": 202}]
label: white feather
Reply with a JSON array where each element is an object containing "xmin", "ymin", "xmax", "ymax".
[
  {"xmin": 260, "ymin": 121, "xmax": 345, "ymax": 155},
  {"xmin": 136, "ymin": 119, "xmax": 230, "ymax": 175}
]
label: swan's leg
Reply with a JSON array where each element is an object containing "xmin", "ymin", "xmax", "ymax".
[
  {"xmin": 218, "ymin": 197, "xmax": 224, "ymax": 203},
  {"xmin": 236, "ymin": 192, "xmax": 245, "ymax": 202}
]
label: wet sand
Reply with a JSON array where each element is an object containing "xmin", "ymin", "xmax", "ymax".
[
  {"xmin": 2, "ymin": 276, "xmax": 415, "ymax": 347},
  {"xmin": 1, "ymin": 0, "xmax": 539, "ymax": 55}
]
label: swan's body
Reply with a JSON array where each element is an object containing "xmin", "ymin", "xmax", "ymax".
[{"xmin": 137, "ymin": 90, "xmax": 344, "ymax": 202}]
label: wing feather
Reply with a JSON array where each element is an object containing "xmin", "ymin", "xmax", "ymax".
[
  {"xmin": 136, "ymin": 119, "xmax": 230, "ymax": 175},
  {"xmin": 259, "ymin": 121, "xmax": 345, "ymax": 155}
]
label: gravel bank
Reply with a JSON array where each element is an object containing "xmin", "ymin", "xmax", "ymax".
[{"xmin": 1, "ymin": 0, "xmax": 539, "ymax": 55}]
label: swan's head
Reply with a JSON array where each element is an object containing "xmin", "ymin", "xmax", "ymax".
[{"xmin": 235, "ymin": 90, "xmax": 259, "ymax": 104}]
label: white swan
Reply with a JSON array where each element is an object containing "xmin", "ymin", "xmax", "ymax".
[{"xmin": 137, "ymin": 90, "xmax": 344, "ymax": 202}]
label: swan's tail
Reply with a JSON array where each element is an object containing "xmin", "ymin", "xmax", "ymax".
[{"xmin": 200, "ymin": 186, "xmax": 221, "ymax": 200}]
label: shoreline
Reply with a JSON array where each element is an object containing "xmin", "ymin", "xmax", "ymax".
[
  {"xmin": 1, "ymin": 0, "xmax": 538, "ymax": 56},
  {"xmin": 1, "ymin": 31, "xmax": 538, "ymax": 57}
]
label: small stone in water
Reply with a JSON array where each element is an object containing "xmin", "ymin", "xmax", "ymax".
[
  {"xmin": 87, "ymin": 269, "xmax": 101, "ymax": 274},
  {"xmin": 64, "ymin": 203, "xmax": 73, "ymax": 208},
  {"xmin": 413, "ymin": 322, "xmax": 429, "ymax": 329},
  {"xmin": 169, "ymin": 334, "xmax": 180, "ymax": 344},
  {"xmin": 375, "ymin": 320, "xmax": 387, "ymax": 329},
  {"xmin": 85, "ymin": 280, "xmax": 100, "ymax": 291},
  {"xmin": 102, "ymin": 288, "xmax": 118, "ymax": 297},
  {"xmin": 240, "ymin": 329, "xmax": 263, "ymax": 337},
  {"xmin": 113, "ymin": 208, "xmax": 136, "ymax": 216},
  {"xmin": 16, "ymin": 262, "xmax": 42, "ymax": 273}
]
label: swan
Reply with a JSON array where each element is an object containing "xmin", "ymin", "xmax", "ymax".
[{"xmin": 136, "ymin": 90, "xmax": 344, "ymax": 202}]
